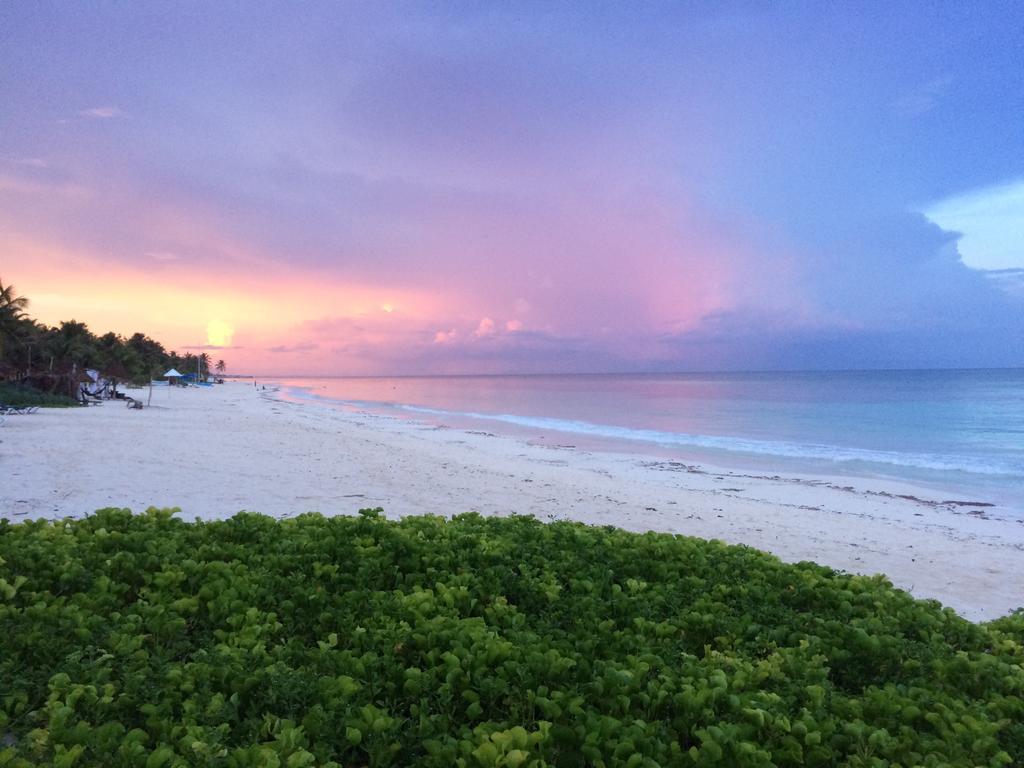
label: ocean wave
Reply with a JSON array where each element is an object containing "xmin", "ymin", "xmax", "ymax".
[{"xmin": 394, "ymin": 404, "xmax": 1024, "ymax": 478}]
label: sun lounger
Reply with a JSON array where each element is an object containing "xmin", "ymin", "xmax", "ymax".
[{"xmin": 0, "ymin": 405, "xmax": 38, "ymax": 415}]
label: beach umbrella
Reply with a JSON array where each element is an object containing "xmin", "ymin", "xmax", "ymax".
[
  {"xmin": 162, "ymin": 368, "xmax": 185, "ymax": 399},
  {"xmin": 102, "ymin": 361, "xmax": 129, "ymax": 381},
  {"xmin": 102, "ymin": 361, "xmax": 129, "ymax": 398},
  {"xmin": 73, "ymin": 369, "xmax": 94, "ymax": 401}
]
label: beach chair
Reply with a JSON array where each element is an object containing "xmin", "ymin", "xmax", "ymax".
[{"xmin": 0, "ymin": 404, "xmax": 35, "ymax": 415}]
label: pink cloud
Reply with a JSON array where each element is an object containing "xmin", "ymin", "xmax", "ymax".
[
  {"xmin": 474, "ymin": 317, "xmax": 496, "ymax": 338},
  {"xmin": 78, "ymin": 106, "xmax": 126, "ymax": 119}
]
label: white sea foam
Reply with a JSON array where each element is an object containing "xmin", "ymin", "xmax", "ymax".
[
  {"xmin": 277, "ymin": 371, "xmax": 1024, "ymax": 490},
  {"xmin": 393, "ymin": 404, "xmax": 1022, "ymax": 478}
]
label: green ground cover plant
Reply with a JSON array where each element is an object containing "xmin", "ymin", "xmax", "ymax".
[
  {"xmin": 0, "ymin": 383, "xmax": 78, "ymax": 408},
  {"xmin": 1, "ymin": 509, "xmax": 1021, "ymax": 767}
]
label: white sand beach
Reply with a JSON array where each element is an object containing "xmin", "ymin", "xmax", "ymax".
[{"xmin": 2, "ymin": 382, "xmax": 1021, "ymax": 621}]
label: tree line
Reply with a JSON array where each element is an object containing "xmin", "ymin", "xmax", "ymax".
[{"xmin": 0, "ymin": 277, "xmax": 226, "ymax": 396}]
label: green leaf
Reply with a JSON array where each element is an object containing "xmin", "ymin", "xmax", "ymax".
[
  {"xmin": 504, "ymin": 749, "xmax": 529, "ymax": 768},
  {"xmin": 145, "ymin": 746, "xmax": 176, "ymax": 768},
  {"xmin": 53, "ymin": 745, "xmax": 86, "ymax": 768}
]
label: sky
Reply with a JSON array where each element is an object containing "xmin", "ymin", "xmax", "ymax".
[{"xmin": 1, "ymin": 1, "xmax": 1022, "ymax": 375}]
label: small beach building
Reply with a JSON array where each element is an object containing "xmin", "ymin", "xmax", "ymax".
[{"xmin": 163, "ymin": 368, "xmax": 184, "ymax": 385}]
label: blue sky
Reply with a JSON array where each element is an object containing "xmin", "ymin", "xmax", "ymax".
[{"xmin": 1, "ymin": 1, "xmax": 1022, "ymax": 373}]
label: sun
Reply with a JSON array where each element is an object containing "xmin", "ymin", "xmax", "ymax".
[{"xmin": 206, "ymin": 318, "xmax": 234, "ymax": 347}]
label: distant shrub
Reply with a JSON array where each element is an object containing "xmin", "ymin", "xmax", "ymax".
[
  {"xmin": 0, "ymin": 382, "xmax": 78, "ymax": 408},
  {"xmin": 0, "ymin": 509, "xmax": 1021, "ymax": 766}
]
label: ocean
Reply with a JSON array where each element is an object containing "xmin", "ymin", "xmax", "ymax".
[{"xmin": 274, "ymin": 369, "xmax": 1024, "ymax": 510}]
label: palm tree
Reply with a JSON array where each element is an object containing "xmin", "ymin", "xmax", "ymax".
[
  {"xmin": 199, "ymin": 352, "xmax": 211, "ymax": 380},
  {"xmin": 0, "ymin": 278, "xmax": 30, "ymax": 359},
  {"xmin": 215, "ymin": 359, "xmax": 226, "ymax": 374},
  {"xmin": 0, "ymin": 279, "xmax": 29, "ymax": 316},
  {"xmin": 53, "ymin": 321, "xmax": 96, "ymax": 368},
  {"xmin": 12, "ymin": 318, "xmax": 44, "ymax": 378}
]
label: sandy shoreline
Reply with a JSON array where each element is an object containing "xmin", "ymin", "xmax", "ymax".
[{"xmin": 2, "ymin": 381, "xmax": 1022, "ymax": 621}]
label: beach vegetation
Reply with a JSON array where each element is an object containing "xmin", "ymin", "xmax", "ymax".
[
  {"xmin": 0, "ymin": 279, "xmax": 31, "ymax": 359},
  {"xmin": 1, "ymin": 509, "xmax": 1021, "ymax": 767},
  {"xmin": 0, "ymin": 382, "xmax": 78, "ymax": 408},
  {"xmin": 0, "ymin": 277, "xmax": 227, "ymax": 399}
]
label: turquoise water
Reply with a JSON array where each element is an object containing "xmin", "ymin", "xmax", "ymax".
[{"xmin": 276, "ymin": 370, "xmax": 1024, "ymax": 509}]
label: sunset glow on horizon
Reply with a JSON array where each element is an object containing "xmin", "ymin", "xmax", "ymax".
[{"xmin": 2, "ymin": 3, "xmax": 1022, "ymax": 374}]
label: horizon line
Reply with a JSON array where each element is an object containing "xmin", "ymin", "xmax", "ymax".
[{"xmin": 223, "ymin": 365, "xmax": 1024, "ymax": 380}]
